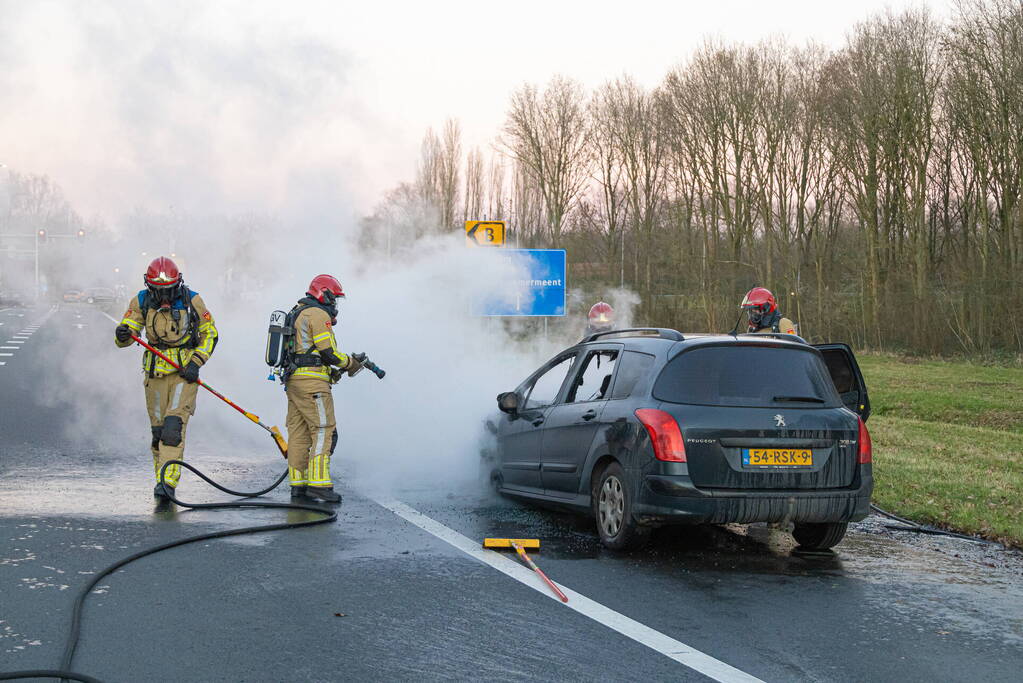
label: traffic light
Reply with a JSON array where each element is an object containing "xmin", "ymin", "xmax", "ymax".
[
  {"xmin": 77, "ymin": 229, "xmax": 85, "ymax": 238},
  {"xmin": 37, "ymin": 229, "xmax": 46, "ymax": 242}
]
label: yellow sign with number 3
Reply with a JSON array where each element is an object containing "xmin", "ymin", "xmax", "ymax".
[{"xmin": 465, "ymin": 220, "xmax": 506, "ymax": 247}]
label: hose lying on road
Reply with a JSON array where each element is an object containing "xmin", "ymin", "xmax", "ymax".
[
  {"xmin": 870, "ymin": 503, "xmax": 1000, "ymax": 545},
  {"xmin": 0, "ymin": 460, "xmax": 337, "ymax": 683}
]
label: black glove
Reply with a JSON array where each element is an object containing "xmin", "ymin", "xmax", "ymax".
[
  {"xmin": 179, "ymin": 359, "xmax": 201, "ymax": 383},
  {"xmin": 115, "ymin": 324, "xmax": 133, "ymax": 343},
  {"xmin": 346, "ymin": 353, "xmax": 364, "ymax": 377}
]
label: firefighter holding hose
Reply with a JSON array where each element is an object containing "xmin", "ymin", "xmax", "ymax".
[
  {"xmin": 114, "ymin": 256, "xmax": 218, "ymax": 498},
  {"xmin": 280, "ymin": 274, "xmax": 362, "ymax": 505}
]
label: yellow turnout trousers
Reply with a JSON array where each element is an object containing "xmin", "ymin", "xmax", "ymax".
[
  {"xmin": 144, "ymin": 373, "xmax": 198, "ymax": 487},
  {"xmin": 285, "ymin": 376, "xmax": 337, "ymax": 489}
]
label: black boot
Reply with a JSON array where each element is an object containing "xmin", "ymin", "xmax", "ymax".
[
  {"xmin": 304, "ymin": 486, "xmax": 342, "ymax": 504},
  {"xmin": 153, "ymin": 483, "xmax": 175, "ymax": 499},
  {"xmin": 290, "ymin": 485, "xmax": 308, "ymax": 500}
]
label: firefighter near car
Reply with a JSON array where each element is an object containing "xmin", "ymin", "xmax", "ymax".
[
  {"xmin": 585, "ymin": 301, "xmax": 615, "ymax": 338},
  {"xmin": 740, "ymin": 287, "xmax": 797, "ymax": 335},
  {"xmin": 114, "ymin": 256, "xmax": 219, "ymax": 499},
  {"xmin": 265, "ymin": 274, "xmax": 385, "ymax": 505}
]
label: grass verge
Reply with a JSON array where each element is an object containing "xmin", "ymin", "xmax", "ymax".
[{"xmin": 859, "ymin": 355, "xmax": 1023, "ymax": 546}]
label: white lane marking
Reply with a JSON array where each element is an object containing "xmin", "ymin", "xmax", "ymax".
[
  {"xmin": 0, "ymin": 353, "xmax": 12, "ymax": 357},
  {"xmin": 6, "ymin": 341, "xmax": 25, "ymax": 344},
  {"xmin": 0, "ymin": 346, "xmax": 17, "ymax": 349},
  {"xmin": 373, "ymin": 498, "xmax": 763, "ymax": 683},
  {"xmin": 12, "ymin": 335, "xmax": 30, "ymax": 339},
  {"xmin": 0, "ymin": 361, "xmax": 5, "ymax": 366}
]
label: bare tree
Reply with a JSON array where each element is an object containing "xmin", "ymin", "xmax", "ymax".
[
  {"xmin": 415, "ymin": 118, "xmax": 462, "ymax": 231},
  {"xmin": 502, "ymin": 76, "xmax": 591, "ymax": 247},
  {"xmin": 363, "ymin": 1, "xmax": 1023, "ymax": 356}
]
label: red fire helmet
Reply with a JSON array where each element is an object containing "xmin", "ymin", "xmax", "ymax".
[
  {"xmin": 144, "ymin": 256, "xmax": 182, "ymax": 289},
  {"xmin": 307, "ymin": 274, "xmax": 345, "ymax": 304},
  {"xmin": 740, "ymin": 287, "xmax": 777, "ymax": 314},
  {"xmin": 588, "ymin": 301, "xmax": 614, "ymax": 324}
]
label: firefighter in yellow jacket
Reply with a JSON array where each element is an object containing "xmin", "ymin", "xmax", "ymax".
[
  {"xmin": 283, "ymin": 274, "xmax": 361, "ymax": 505},
  {"xmin": 114, "ymin": 256, "xmax": 218, "ymax": 498}
]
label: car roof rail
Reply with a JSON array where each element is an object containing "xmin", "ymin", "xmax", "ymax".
[
  {"xmin": 736, "ymin": 331, "xmax": 807, "ymax": 343},
  {"xmin": 584, "ymin": 328, "xmax": 684, "ymax": 343}
]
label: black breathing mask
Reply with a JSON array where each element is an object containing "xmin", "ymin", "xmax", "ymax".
[{"xmin": 148, "ymin": 282, "xmax": 183, "ymax": 309}]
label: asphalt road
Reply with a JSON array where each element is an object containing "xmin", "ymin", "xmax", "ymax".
[{"xmin": 1, "ymin": 304, "xmax": 1022, "ymax": 682}]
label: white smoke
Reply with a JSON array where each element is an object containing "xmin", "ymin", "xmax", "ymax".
[{"xmin": 30, "ymin": 215, "xmax": 561, "ymax": 497}]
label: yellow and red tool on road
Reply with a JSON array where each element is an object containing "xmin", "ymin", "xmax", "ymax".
[
  {"xmin": 483, "ymin": 538, "xmax": 568, "ymax": 603},
  {"xmin": 129, "ymin": 333, "xmax": 289, "ymax": 458}
]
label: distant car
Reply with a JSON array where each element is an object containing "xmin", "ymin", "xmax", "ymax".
[
  {"xmin": 1, "ymin": 289, "xmax": 30, "ymax": 306},
  {"xmin": 83, "ymin": 287, "xmax": 116, "ymax": 305},
  {"xmin": 63, "ymin": 289, "xmax": 84, "ymax": 302},
  {"xmin": 490, "ymin": 328, "xmax": 872, "ymax": 551}
]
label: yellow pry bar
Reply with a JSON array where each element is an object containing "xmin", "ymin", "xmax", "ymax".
[{"xmin": 483, "ymin": 538, "xmax": 540, "ymax": 550}]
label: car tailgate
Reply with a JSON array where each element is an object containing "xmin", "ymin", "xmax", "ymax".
[{"xmin": 663, "ymin": 404, "xmax": 859, "ymax": 490}]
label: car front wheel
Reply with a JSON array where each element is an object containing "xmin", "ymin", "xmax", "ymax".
[
  {"xmin": 792, "ymin": 521, "xmax": 848, "ymax": 550},
  {"xmin": 594, "ymin": 462, "xmax": 649, "ymax": 550}
]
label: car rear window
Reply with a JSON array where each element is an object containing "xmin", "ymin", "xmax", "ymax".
[{"xmin": 653, "ymin": 345, "xmax": 842, "ymax": 408}]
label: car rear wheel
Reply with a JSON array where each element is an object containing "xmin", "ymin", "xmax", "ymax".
[
  {"xmin": 594, "ymin": 462, "xmax": 648, "ymax": 550},
  {"xmin": 792, "ymin": 521, "xmax": 848, "ymax": 550}
]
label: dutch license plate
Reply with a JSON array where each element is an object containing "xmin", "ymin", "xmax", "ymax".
[{"xmin": 742, "ymin": 448, "xmax": 813, "ymax": 467}]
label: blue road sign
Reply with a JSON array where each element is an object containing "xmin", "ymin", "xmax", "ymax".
[{"xmin": 475, "ymin": 249, "xmax": 566, "ymax": 317}]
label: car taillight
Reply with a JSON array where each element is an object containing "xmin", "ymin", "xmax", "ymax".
[
  {"xmin": 635, "ymin": 409, "xmax": 686, "ymax": 462},
  {"xmin": 857, "ymin": 416, "xmax": 872, "ymax": 464}
]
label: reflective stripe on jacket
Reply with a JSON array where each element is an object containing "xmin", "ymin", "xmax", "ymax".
[{"xmin": 290, "ymin": 304, "xmax": 348, "ymax": 381}]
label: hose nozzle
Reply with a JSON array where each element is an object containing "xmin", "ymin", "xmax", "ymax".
[{"xmin": 353, "ymin": 352, "xmax": 386, "ymax": 379}]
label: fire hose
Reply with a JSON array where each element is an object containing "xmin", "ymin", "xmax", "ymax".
[
  {"xmin": 0, "ymin": 461, "xmax": 337, "ymax": 682},
  {"xmin": 0, "ymin": 332, "xmax": 387, "ymax": 680}
]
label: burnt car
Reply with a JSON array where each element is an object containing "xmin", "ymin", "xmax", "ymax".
[{"xmin": 491, "ymin": 329, "xmax": 872, "ymax": 551}]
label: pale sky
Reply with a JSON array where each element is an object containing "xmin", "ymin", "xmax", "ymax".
[{"xmin": 0, "ymin": 0, "xmax": 952, "ymax": 223}]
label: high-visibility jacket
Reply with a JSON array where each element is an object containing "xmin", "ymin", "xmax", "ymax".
[
  {"xmin": 115, "ymin": 289, "xmax": 218, "ymax": 376},
  {"xmin": 752, "ymin": 316, "xmax": 797, "ymax": 335},
  {"xmin": 290, "ymin": 303, "xmax": 349, "ymax": 382}
]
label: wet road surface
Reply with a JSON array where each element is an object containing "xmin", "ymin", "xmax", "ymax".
[{"xmin": 1, "ymin": 304, "xmax": 1022, "ymax": 682}]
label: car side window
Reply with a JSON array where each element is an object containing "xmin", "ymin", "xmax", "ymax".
[
  {"xmin": 565, "ymin": 350, "xmax": 619, "ymax": 403},
  {"xmin": 610, "ymin": 351, "xmax": 655, "ymax": 399},
  {"xmin": 524, "ymin": 355, "xmax": 576, "ymax": 410}
]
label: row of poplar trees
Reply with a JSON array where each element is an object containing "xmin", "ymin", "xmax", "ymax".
[{"xmin": 362, "ymin": 1, "xmax": 1023, "ymax": 355}]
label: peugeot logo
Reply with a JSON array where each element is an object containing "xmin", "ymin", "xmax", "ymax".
[{"xmin": 773, "ymin": 414, "xmax": 786, "ymax": 427}]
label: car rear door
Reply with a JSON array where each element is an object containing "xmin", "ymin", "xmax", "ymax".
[
  {"xmin": 539, "ymin": 346, "xmax": 621, "ymax": 497},
  {"xmin": 498, "ymin": 351, "xmax": 579, "ymax": 493},
  {"xmin": 814, "ymin": 343, "xmax": 871, "ymax": 421}
]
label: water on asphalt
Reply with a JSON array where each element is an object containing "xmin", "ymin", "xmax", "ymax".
[{"xmin": 2, "ymin": 304, "xmax": 1022, "ymax": 682}]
